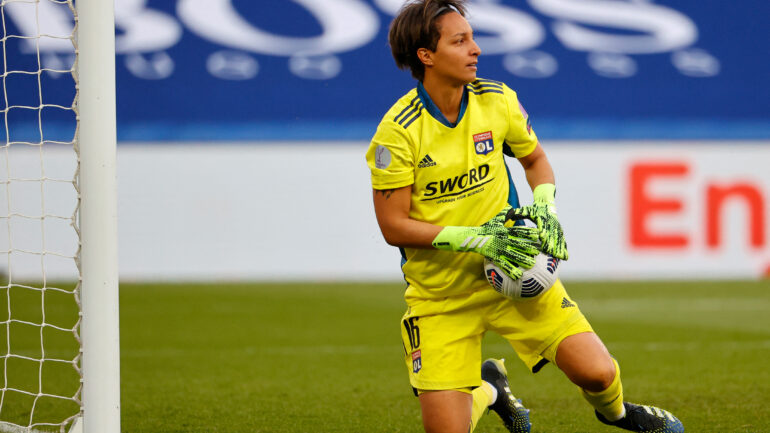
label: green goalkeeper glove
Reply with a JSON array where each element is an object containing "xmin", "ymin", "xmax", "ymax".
[
  {"xmin": 432, "ymin": 207, "xmax": 540, "ymax": 280},
  {"xmin": 506, "ymin": 183, "xmax": 569, "ymax": 260}
]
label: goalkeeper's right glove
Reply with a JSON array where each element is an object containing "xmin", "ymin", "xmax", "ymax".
[
  {"xmin": 431, "ymin": 207, "xmax": 540, "ymax": 280},
  {"xmin": 506, "ymin": 183, "xmax": 568, "ymax": 260}
]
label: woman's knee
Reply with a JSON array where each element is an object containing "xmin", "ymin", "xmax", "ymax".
[
  {"xmin": 419, "ymin": 390, "xmax": 473, "ymax": 433},
  {"xmin": 555, "ymin": 332, "xmax": 616, "ymax": 392},
  {"xmin": 571, "ymin": 361, "xmax": 616, "ymax": 392}
]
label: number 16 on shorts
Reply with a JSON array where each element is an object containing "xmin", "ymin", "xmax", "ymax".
[{"xmin": 403, "ymin": 316, "xmax": 422, "ymax": 373}]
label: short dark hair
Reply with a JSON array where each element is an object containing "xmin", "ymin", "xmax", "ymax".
[{"xmin": 388, "ymin": 0, "xmax": 468, "ymax": 81}]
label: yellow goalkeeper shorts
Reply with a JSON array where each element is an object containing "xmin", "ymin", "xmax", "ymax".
[{"xmin": 400, "ymin": 279, "xmax": 593, "ymax": 391}]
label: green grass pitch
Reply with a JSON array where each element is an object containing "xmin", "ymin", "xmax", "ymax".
[
  {"xmin": 116, "ymin": 280, "xmax": 770, "ymax": 432},
  {"xmin": 3, "ymin": 280, "xmax": 769, "ymax": 431}
]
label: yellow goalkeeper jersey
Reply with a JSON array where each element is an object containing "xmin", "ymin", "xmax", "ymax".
[{"xmin": 366, "ymin": 79, "xmax": 538, "ymax": 301}]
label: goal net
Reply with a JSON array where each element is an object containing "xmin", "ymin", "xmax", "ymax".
[{"xmin": 1, "ymin": 0, "xmax": 81, "ymax": 431}]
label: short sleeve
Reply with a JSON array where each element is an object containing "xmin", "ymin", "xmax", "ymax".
[
  {"xmin": 502, "ymin": 85, "xmax": 539, "ymax": 158},
  {"xmin": 365, "ymin": 120, "xmax": 415, "ymax": 190}
]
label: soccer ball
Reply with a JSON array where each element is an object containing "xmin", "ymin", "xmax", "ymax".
[{"xmin": 484, "ymin": 253, "xmax": 560, "ymax": 300}]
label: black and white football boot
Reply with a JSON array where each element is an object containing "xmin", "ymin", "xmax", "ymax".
[
  {"xmin": 596, "ymin": 402, "xmax": 684, "ymax": 432},
  {"xmin": 481, "ymin": 358, "xmax": 532, "ymax": 433}
]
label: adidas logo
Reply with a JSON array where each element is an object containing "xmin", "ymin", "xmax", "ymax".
[
  {"xmin": 561, "ymin": 297, "xmax": 575, "ymax": 308},
  {"xmin": 418, "ymin": 154, "xmax": 437, "ymax": 168}
]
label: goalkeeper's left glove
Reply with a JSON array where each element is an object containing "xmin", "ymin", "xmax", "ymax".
[
  {"xmin": 506, "ymin": 183, "xmax": 569, "ymax": 260},
  {"xmin": 432, "ymin": 206, "xmax": 540, "ymax": 280}
]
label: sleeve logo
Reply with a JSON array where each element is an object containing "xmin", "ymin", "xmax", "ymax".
[
  {"xmin": 519, "ymin": 101, "xmax": 533, "ymax": 135},
  {"xmin": 473, "ymin": 131, "xmax": 494, "ymax": 155},
  {"xmin": 374, "ymin": 145, "xmax": 391, "ymax": 169}
]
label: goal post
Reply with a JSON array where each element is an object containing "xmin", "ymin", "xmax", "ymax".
[
  {"xmin": 0, "ymin": 0, "xmax": 119, "ymax": 431},
  {"xmin": 76, "ymin": 0, "xmax": 121, "ymax": 431}
]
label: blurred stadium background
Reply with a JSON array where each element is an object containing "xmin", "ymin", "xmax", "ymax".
[
  {"xmin": 2, "ymin": 0, "xmax": 769, "ymax": 431},
  {"xmin": 5, "ymin": 0, "xmax": 770, "ymax": 282}
]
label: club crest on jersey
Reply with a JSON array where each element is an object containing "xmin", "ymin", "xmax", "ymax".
[
  {"xmin": 412, "ymin": 350, "xmax": 422, "ymax": 373},
  {"xmin": 473, "ymin": 131, "xmax": 494, "ymax": 155}
]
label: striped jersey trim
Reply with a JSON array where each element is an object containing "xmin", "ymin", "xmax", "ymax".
[
  {"xmin": 471, "ymin": 79, "xmax": 503, "ymax": 89},
  {"xmin": 468, "ymin": 87, "xmax": 503, "ymax": 95},
  {"xmin": 396, "ymin": 100, "xmax": 424, "ymax": 129},
  {"xmin": 468, "ymin": 79, "xmax": 504, "ymax": 95},
  {"xmin": 401, "ymin": 104, "xmax": 424, "ymax": 128},
  {"xmin": 393, "ymin": 96, "xmax": 420, "ymax": 124},
  {"xmin": 471, "ymin": 78, "xmax": 503, "ymax": 89}
]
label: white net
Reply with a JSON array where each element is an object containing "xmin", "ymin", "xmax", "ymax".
[{"xmin": 0, "ymin": 0, "xmax": 80, "ymax": 432}]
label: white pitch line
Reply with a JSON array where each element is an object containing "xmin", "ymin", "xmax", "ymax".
[
  {"xmin": 637, "ymin": 340, "xmax": 770, "ymax": 352},
  {"xmin": 582, "ymin": 298, "xmax": 770, "ymax": 313},
  {"xmin": 486, "ymin": 339, "xmax": 770, "ymax": 352},
  {"xmin": 122, "ymin": 344, "xmax": 398, "ymax": 358}
]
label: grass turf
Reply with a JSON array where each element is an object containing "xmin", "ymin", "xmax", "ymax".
[
  {"xmin": 2, "ymin": 280, "xmax": 769, "ymax": 431},
  {"xmin": 118, "ymin": 280, "xmax": 770, "ymax": 432}
]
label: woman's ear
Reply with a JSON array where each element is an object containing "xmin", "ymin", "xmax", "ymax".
[{"xmin": 417, "ymin": 48, "xmax": 433, "ymax": 66}]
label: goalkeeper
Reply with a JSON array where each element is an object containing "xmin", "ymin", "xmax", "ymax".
[{"xmin": 365, "ymin": 1, "xmax": 683, "ymax": 433}]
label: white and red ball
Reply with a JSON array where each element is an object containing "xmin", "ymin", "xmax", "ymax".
[{"xmin": 484, "ymin": 253, "xmax": 560, "ymax": 300}]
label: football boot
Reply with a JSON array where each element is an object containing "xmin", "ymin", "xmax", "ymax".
[
  {"xmin": 481, "ymin": 358, "xmax": 532, "ymax": 433},
  {"xmin": 596, "ymin": 402, "xmax": 684, "ymax": 432}
]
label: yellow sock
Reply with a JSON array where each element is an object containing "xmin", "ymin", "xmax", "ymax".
[
  {"xmin": 469, "ymin": 382, "xmax": 495, "ymax": 432},
  {"xmin": 581, "ymin": 358, "xmax": 626, "ymax": 421}
]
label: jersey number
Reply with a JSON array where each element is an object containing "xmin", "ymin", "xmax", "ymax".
[{"xmin": 403, "ymin": 317, "xmax": 420, "ymax": 350}]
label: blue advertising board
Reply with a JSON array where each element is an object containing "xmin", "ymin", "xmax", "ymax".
[{"xmin": 3, "ymin": 0, "xmax": 769, "ymax": 141}]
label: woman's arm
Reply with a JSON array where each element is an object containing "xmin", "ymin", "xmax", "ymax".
[
  {"xmin": 372, "ymin": 186, "xmax": 441, "ymax": 249},
  {"xmin": 517, "ymin": 142, "xmax": 554, "ymax": 190}
]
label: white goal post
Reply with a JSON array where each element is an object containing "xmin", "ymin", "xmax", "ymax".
[
  {"xmin": 76, "ymin": 0, "xmax": 121, "ymax": 431},
  {"xmin": 0, "ymin": 0, "xmax": 119, "ymax": 431}
]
